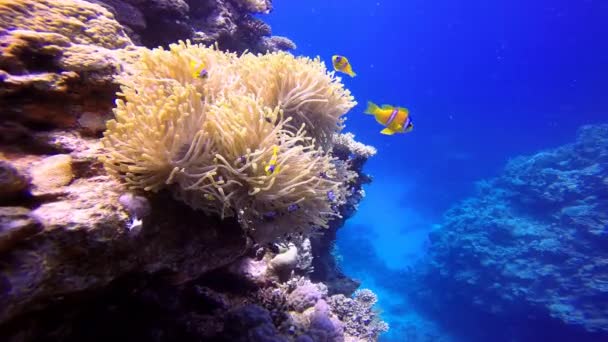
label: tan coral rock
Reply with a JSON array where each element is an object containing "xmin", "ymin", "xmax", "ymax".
[
  {"xmin": 0, "ymin": 0, "xmax": 131, "ymax": 49},
  {"xmin": 0, "ymin": 132, "xmax": 249, "ymax": 324},
  {"xmin": 0, "ymin": 0, "xmax": 133, "ymax": 131},
  {"xmin": 29, "ymin": 154, "xmax": 74, "ymax": 194}
]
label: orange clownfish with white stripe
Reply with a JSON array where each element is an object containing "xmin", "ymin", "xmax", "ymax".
[{"xmin": 364, "ymin": 101, "xmax": 414, "ymax": 135}]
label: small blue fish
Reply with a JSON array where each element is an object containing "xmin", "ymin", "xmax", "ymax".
[
  {"xmin": 263, "ymin": 211, "xmax": 277, "ymax": 220},
  {"xmin": 327, "ymin": 190, "xmax": 336, "ymax": 202},
  {"xmin": 287, "ymin": 204, "xmax": 300, "ymax": 212}
]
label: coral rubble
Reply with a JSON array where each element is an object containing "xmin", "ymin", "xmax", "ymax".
[{"xmin": 409, "ymin": 124, "xmax": 608, "ymax": 340}]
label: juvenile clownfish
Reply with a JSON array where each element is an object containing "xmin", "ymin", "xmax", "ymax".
[
  {"xmin": 264, "ymin": 145, "xmax": 281, "ymax": 175},
  {"xmin": 190, "ymin": 61, "xmax": 208, "ymax": 79},
  {"xmin": 364, "ymin": 101, "xmax": 414, "ymax": 135},
  {"xmin": 332, "ymin": 55, "xmax": 356, "ymax": 77}
]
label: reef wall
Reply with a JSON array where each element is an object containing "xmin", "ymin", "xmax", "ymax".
[
  {"xmin": 91, "ymin": 0, "xmax": 295, "ymax": 52},
  {"xmin": 409, "ymin": 124, "xmax": 608, "ymax": 341},
  {"xmin": 0, "ymin": 0, "xmax": 386, "ymax": 341}
]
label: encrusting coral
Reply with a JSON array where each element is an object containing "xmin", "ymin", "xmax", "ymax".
[{"xmin": 101, "ymin": 41, "xmax": 357, "ymax": 242}]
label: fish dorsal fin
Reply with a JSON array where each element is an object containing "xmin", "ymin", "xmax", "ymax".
[
  {"xmin": 381, "ymin": 105, "xmax": 393, "ymax": 110},
  {"xmin": 398, "ymin": 107, "xmax": 409, "ymax": 114}
]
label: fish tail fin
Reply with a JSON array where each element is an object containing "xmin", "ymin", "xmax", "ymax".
[
  {"xmin": 405, "ymin": 122, "xmax": 414, "ymax": 133},
  {"xmin": 347, "ymin": 69, "xmax": 357, "ymax": 77},
  {"xmin": 364, "ymin": 101, "xmax": 380, "ymax": 115}
]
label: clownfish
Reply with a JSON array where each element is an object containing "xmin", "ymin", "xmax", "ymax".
[
  {"xmin": 364, "ymin": 101, "xmax": 414, "ymax": 135},
  {"xmin": 332, "ymin": 55, "xmax": 356, "ymax": 77},
  {"xmin": 264, "ymin": 145, "xmax": 281, "ymax": 175},
  {"xmin": 190, "ymin": 61, "xmax": 208, "ymax": 79}
]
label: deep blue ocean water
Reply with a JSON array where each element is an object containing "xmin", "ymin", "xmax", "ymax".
[{"xmin": 267, "ymin": 1, "xmax": 608, "ymax": 341}]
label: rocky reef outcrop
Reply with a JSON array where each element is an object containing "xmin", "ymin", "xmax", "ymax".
[
  {"xmin": 0, "ymin": 0, "xmax": 384, "ymax": 340},
  {"xmin": 92, "ymin": 0, "xmax": 295, "ymax": 52},
  {"xmin": 0, "ymin": 0, "xmax": 293, "ymax": 144},
  {"xmin": 409, "ymin": 124, "xmax": 608, "ymax": 341}
]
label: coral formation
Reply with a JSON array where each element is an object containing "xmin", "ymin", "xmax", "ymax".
[
  {"xmin": 0, "ymin": 0, "xmax": 383, "ymax": 340},
  {"xmin": 0, "ymin": 0, "xmax": 133, "ymax": 131},
  {"xmin": 329, "ymin": 290, "xmax": 390, "ymax": 340},
  {"xmin": 409, "ymin": 124, "xmax": 608, "ymax": 340},
  {"xmin": 29, "ymin": 154, "xmax": 74, "ymax": 194},
  {"xmin": 92, "ymin": 0, "xmax": 293, "ymax": 53},
  {"xmin": 0, "ymin": 264, "xmax": 387, "ymax": 341},
  {"xmin": 101, "ymin": 41, "xmax": 356, "ymax": 242},
  {"xmin": 309, "ymin": 133, "xmax": 375, "ymax": 295}
]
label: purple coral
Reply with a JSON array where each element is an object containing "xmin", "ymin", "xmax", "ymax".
[
  {"xmin": 307, "ymin": 299, "xmax": 345, "ymax": 342},
  {"xmin": 287, "ymin": 282, "xmax": 323, "ymax": 312}
]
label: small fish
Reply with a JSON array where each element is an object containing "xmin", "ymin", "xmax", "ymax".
[
  {"xmin": 327, "ymin": 190, "xmax": 336, "ymax": 202},
  {"xmin": 263, "ymin": 211, "xmax": 277, "ymax": 220},
  {"xmin": 264, "ymin": 145, "xmax": 281, "ymax": 175},
  {"xmin": 332, "ymin": 55, "xmax": 356, "ymax": 77},
  {"xmin": 287, "ymin": 204, "xmax": 300, "ymax": 212},
  {"xmin": 190, "ymin": 61, "xmax": 208, "ymax": 79},
  {"xmin": 364, "ymin": 101, "xmax": 414, "ymax": 135}
]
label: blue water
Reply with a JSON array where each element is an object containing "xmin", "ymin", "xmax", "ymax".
[{"xmin": 267, "ymin": 1, "xmax": 608, "ymax": 341}]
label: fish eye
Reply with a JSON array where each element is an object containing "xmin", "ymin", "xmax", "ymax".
[{"xmin": 335, "ymin": 56, "xmax": 342, "ymax": 62}]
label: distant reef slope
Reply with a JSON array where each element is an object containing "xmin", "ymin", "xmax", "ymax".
[{"xmin": 410, "ymin": 124, "xmax": 608, "ymax": 341}]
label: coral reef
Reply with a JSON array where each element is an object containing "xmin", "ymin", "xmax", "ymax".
[
  {"xmin": 0, "ymin": 0, "xmax": 382, "ymax": 340},
  {"xmin": 0, "ymin": 0, "xmax": 292, "ymax": 143},
  {"xmin": 329, "ymin": 289, "xmax": 389, "ymax": 340},
  {"xmin": 92, "ymin": 0, "xmax": 294, "ymax": 52},
  {"xmin": 409, "ymin": 124, "xmax": 608, "ymax": 341},
  {"xmin": 0, "ymin": 0, "xmax": 134, "ymax": 133},
  {"xmin": 0, "ymin": 259, "xmax": 387, "ymax": 341},
  {"xmin": 0, "ymin": 131, "xmax": 250, "ymax": 324},
  {"xmin": 310, "ymin": 133, "xmax": 376, "ymax": 295}
]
